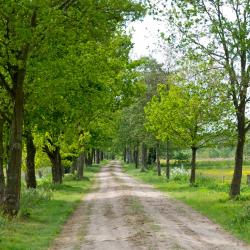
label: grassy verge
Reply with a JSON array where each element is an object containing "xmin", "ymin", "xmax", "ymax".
[
  {"xmin": 123, "ymin": 163, "xmax": 250, "ymax": 244},
  {"xmin": 0, "ymin": 163, "xmax": 103, "ymax": 250}
]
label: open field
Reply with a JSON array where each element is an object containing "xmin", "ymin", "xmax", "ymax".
[
  {"xmin": 0, "ymin": 164, "xmax": 101, "ymax": 250},
  {"xmin": 197, "ymin": 159, "xmax": 250, "ymax": 183},
  {"xmin": 123, "ymin": 160, "xmax": 250, "ymax": 244},
  {"xmin": 161, "ymin": 158, "xmax": 250, "ymax": 183}
]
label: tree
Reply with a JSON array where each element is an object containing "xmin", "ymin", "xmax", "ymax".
[
  {"xmin": 24, "ymin": 130, "xmax": 37, "ymax": 189},
  {"xmin": 145, "ymin": 65, "xmax": 233, "ymax": 184},
  {"xmin": 0, "ymin": 0, "xmax": 145, "ymax": 216},
  {"xmin": 165, "ymin": 0, "xmax": 250, "ymax": 196},
  {"xmin": 116, "ymin": 57, "xmax": 168, "ymax": 171}
]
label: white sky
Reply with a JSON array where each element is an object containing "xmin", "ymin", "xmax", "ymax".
[
  {"xmin": 127, "ymin": 15, "xmax": 166, "ymax": 63},
  {"xmin": 128, "ymin": 4, "xmax": 236, "ymax": 65}
]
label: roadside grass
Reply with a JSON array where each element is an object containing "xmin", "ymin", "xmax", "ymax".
[
  {"xmin": 0, "ymin": 163, "xmax": 102, "ymax": 250},
  {"xmin": 123, "ymin": 162, "xmax": 250, "ymax": 244}
]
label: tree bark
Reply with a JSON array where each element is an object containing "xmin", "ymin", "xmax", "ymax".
[
  {"xmin": 96, "ymin": 149, "xmax": 100, "ymax": 164},
  {"xmin": 230, "ymin": 115, "xmax": 245, "ymax": 197},
  {"xmin": 71, "ymin": 159, "xmax": 77, "ymax": 174},
  {"xmin": 166, "ymin": 140, "xmax": 170, "ymax": 179},
  {"xmin": 0, "ymin": 118, "xmax": 5, "ymax": 205},
  {"xmin": 86, "ymin": 151, "xmax": 92, "ymax": 166},
  {"xmin": 43, "ymin": 145, "xmax": 62, "ymax": 184},
  {"xmin": 61, "ymin": 163, "xmax": 65, "ymax": 177},
  {"xmin": 25, "ymin": 131, "xmax": 37, "ymax": 189},
  {"xmin": 91, "ymin": 149, "xmax": 94, "ymax": 164},
  {"xmin": 141, "ymin": 143, "xmax": 147, "ymax": 172},
  {"xmin": 156, "ymin": 143, "xmax": 161, "ymax": 176},
  {"xmin": 77, "ymin": 153, "xmax": 85, "ymax": 179},
  {"xmin": 147, "ymin": 147, "xmax": 156, "ymax": 165},
  {"xmin": 4, "ymin": 69, "xmax": 25, "ymax": 216},
  {"xmin": 190, "ymin": 147, "xmax": 197, "ymax": 184},
  {"xmin": 123, "ymin": 147, "xmax": 126, "ymax": 162},
  {"xmin": 92, "ymin": 149, "xmax": 94, "ymax": 163},
  {"xmin": 134, "ymin": 143, "xmax": 139, "ymax": 169},
  {"xmin": 126, "ymin": 147, "xmax": 132, "ymax": 163}
]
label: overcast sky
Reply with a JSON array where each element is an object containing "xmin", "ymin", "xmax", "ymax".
[
  {"xmin": 127, "ymin": 15, "xmax": 166, "ymax": 63},
  {"xmin": 128, "ymin": 3, "xmax": 235, "ymax": 65}
]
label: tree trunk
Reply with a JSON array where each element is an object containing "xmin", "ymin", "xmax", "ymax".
[
  {"xmin": 71, "ymin": 159, "xmax": 77, "ymax": 174},
  {"xmin": 44, "ymin": 145, "xmax": 62, "ymax": 184},
  {"xmin": 91, "ymin": 149, "xmax": 94, "ymax": 164},
  {"xmin": 166, "ymin": 140, "xmax": 170, "ymax": 179},
  {"xmin": 131, "ymin": 148, "xmax": 134, "ymax": 163},
  {"xmin": 100, "ymin": 151, "xmax": 104, "ymax": 161},
  {"xmin": 77, "ymin": 153, "xmax": 85, "ymax": 179},
  {"xmin": 61, "ymin": 163, "xmax": 64, "ymax": 177},
  {"xmin": 92, "ymin": 148, "xmax": 96, "ymax": 163},
  {"xmin": 85, "ymin": 149, "xmax": 94, "ymax": 166},
  {"xmin": 156, "ymin": 143, "xmax": 161, "ymax": 176},
  {"xmin": 25, "ymin": 131, "xmax": 37, "ymax": 189},
  {"xmin": 96, "ymin": 149, "xmax": 100, "ymax": 164},
  {"xmin": 147, "ymin": 147, "xmax": 156, "ymax": 165},
  {"xmin": 123, "ymin": 148, "xmax": 126, "ymax": 162},
  {"xmin": 52, "ymin": 147, "xmax": 62, "ymax": 184},
  {"xmin": 0, "ymin": 118, "xmax": 5, "ymax": 205},
  {"xmin": 190, "ymin": 147, "xmax": 197, "ymax": 184},
  {"xmin": 134, "ymin": 143, "xmax": 139, "ymax": 169},
  {"xmin": 4, "ymin": 69, "xmax": 25, "ymax": 216},
  {"xmin": 85, "ymin": 151, "xmax": 91, "ymax": 166},
  {"xmin": 230, "ymin": 116, "xmax": 245, "ymax": 197},
  {"xmin": 126, "ymin": 147, "xmax": 130, "ymax": 163},
  {"xmin": 141, "ymin": 143, "xmax": 147, "ymax": 172}
]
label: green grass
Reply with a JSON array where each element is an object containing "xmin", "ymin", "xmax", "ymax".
[
  {"xmin": 0, "ymin": 164, "xmax": 102, "ymax": 250},
  {"xmin": 123, "ymin": 162, "xmax": 250, "ymax": 244}
]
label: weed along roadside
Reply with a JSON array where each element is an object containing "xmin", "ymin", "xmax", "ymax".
[
  {"xmin": 122, "ymin": 162, "xmax": 250, "ymax": 244},
  {"xmin": 0, "ymin": 163, "xmax": 103, "ymax": 250}
]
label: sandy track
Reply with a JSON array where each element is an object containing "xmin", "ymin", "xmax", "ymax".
[{"xmin": 50, "ymin": 161, "xmax": 250, "ymax": 250}]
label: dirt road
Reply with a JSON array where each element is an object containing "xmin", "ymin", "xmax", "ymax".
[{"xmin": 50, "ymin": 161, "xmax": 249, "ymax": 250}]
